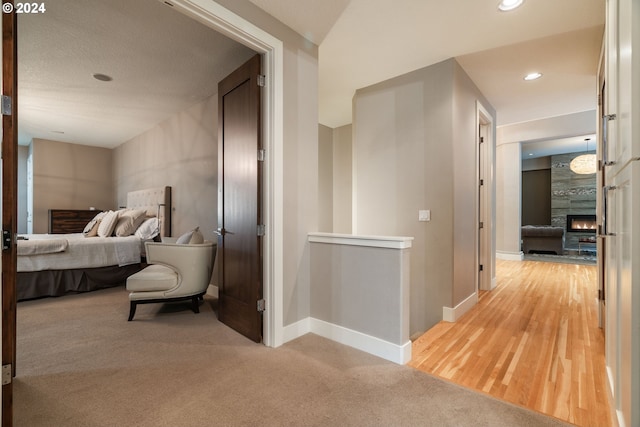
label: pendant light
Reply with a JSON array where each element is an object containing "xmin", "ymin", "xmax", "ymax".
[{"xmin": 570, "ymin": 138, "xmax": 597, "ymax": 175}]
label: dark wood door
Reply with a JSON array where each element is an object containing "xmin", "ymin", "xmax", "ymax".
[
  {"xmin": 217, "ymin": 54, "xmax": 263, "ymax": 343},
  {"xmin": 2, "ymin": 2, "xmax": 18, "ymax": 425}
]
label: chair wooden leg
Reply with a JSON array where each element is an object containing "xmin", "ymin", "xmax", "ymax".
[
  {"xmin": 191, "ymin": 296, "xmax": 200, "ymax": 314},
  {"xmin": 128, "ymin": 301, "xmax": 137, "ymax": 321}
]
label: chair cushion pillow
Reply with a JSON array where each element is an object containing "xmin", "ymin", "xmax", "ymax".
[
  {"xmin": 189, "ymin": 227, "xmax": 204, "ymax": 244},
  {"xmin": 176, "ymin": 226, "xmax": 204, "ymax": 244},
  {"xmin": 126, "ymin": 265, "xmax": 178, "ymax": 292}
]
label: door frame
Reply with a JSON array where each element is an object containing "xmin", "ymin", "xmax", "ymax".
[
  {"xmin": 476, "ymin": 101, "xmax": 495, "ymax": 291},
  {"xmin": 166, "ymin": 0, "xmax": 284, "ymax": 347},
  {"xmin": 2, "ymin": 1, "xmax": 18, "ymax": 424}
]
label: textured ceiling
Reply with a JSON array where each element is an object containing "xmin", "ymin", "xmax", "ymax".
[
  {"xmin": 18, "ymin": 0, "xmax": 255, "ymax": 148},
  {"xmin": 19, "ymin": 0, "xmax": 606, "ymax": 157}
]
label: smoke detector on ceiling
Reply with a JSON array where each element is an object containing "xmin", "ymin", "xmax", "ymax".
[{"xmin": 92, "ymin": 73, "xmax": 113, "ymax": 82}]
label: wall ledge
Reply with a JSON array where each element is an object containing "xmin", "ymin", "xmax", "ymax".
[
  {"xmin": 283, "ymin": 317, "xmax": 411, "ymax": 365},
  {"xmin": 308, "ymin": 232, "xmax": 413, "ymax": 249}
]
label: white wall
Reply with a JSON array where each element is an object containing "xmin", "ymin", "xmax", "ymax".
[{"xmin": 496, "ymin": 141, "xmax": 522, "ymax": 259}]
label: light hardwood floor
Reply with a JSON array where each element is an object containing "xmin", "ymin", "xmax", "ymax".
[{"xmin": 409, "ymin": 259, "xmax": 614, "ymax": 427}]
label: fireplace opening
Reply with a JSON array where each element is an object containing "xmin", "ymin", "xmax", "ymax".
[{"xmin": 566, "ymin": 214, "xmax": 597, "ymax": 233}]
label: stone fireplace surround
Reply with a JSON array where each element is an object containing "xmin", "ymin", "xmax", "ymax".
[{"xmin": 550, "ymin": 152, "xmax": 597, "ymax": 250}]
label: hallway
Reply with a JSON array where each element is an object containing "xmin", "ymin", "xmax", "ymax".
[{"xmin": 409, "ymin": 259, "xmax": 613, "ymax": 427}]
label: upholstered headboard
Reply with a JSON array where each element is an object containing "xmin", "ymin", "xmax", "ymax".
[{"xmin": 126, "ymin": 187, "xmax": 172, "ymax": 237}]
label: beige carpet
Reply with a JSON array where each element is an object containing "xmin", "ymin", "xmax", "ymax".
[{"xmin": 15, "ymin": 287, "xmax": 572, "ymax": 427}]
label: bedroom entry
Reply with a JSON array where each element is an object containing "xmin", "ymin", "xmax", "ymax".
[
  {"xmin": 2, "ymin": 1, "xmax": 18, "ymax": 425},
  {"xmin": 217, "ymin": 54, "xmax": 264, "ymax": 343}
]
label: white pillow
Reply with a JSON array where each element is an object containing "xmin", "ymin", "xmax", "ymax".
[
  {"xmin": 114, "ymin": 209, "xmax": 147, "ymax": 237},
  {"xmin": 97, "ymin": 210, "xmax": 119, "ymax": 237},
  {"xmin": 176, "ymin": 226, "xmax": 204, "ymax": 244},
  {"xmin": 83, "ymin": 211, "xmax": 106, "ymax": 237},
  {"xmin": 135, "ymin": 217, "xmax": 159, "ymax": 240},
  {"xmin": 83, "ymin": 219, "xmax": 101, "ymax": 237}
]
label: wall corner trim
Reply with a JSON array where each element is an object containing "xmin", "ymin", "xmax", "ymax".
[
  {"xmin": 496, "ymin": 250, "xmax": 525, "ymax": 261},
  {"xmin": 282, "ymin": 317, "xmax": 411, "ymax": 365},
  {"xmin": 442, "ymin": 292, "xmax": 478, "ymax": 322}
]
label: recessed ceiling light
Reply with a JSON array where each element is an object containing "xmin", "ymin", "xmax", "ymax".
[
  {"xmin": 92, "ymin": 73, "xmax": 113, "ymax": 82},
  {"xmin": 498, "ymin": 0, "xmax": 524, "ymax": 11},
  {"xmin": 524, "ymin": 72, "xmax": 542, "ymax": 81}
]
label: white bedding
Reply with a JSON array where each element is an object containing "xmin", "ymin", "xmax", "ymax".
[
  {"xmin": 17, "ymin": 238, "xmax": 68, "ymax": 255},
  {"xmin": 17, "ymin": 233, "xmax": 142, "ymax": 272}
]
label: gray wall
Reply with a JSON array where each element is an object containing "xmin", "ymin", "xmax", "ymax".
[
  {"xmin": 318, "ymin": 124, "xmax": 334, "ymax": 232},
  {"xmin": 310, "ymin": 243, "xmax": 410, "ymax": 345},
  {"xmin": 333, "ymin": 124, "xmax": 353, "ymax": 234},
  {"xmin": 352, "ymin": 58, "xmax": 495, "ymax": 336},
  {"xmin": 318, "ymin": 123, "xmax": 353, "ymax": 234},
  {"xmin": 31, "ymin": 139, "xmax": 114, "ymax": 234},
  {"xmin": 451, "ymin": 61, "xmax": 495, "ymax": 305},
  {"xmin": 113, "ymin": 95, "xmax": 218, "ymax": 242},
  {"xmin": 214, "ymin": 0, "xmax": 319, "ymax": 327}
]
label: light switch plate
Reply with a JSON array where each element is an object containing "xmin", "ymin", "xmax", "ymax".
[{"xmin": 419, "ymin": 210, "xmax": 431, "ymax": 222}]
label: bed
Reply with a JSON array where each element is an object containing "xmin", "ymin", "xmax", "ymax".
[{"xmin": 17, "ymin": 187, "xmax": 172, "ymax": 301}]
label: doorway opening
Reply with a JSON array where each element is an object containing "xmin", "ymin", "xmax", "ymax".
[{"xmin": 476, "ymin": 101, "xmax": 494, "ymax": 292}]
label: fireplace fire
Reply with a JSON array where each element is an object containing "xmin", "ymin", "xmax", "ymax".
[{"xmin": 566, "ymin": 214, "xmax": 597, "ymax": 233}]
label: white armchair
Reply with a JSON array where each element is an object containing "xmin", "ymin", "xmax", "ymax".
[{"xmin": 126, "ymin": 241, "xmax": 216, "ymax": 321}]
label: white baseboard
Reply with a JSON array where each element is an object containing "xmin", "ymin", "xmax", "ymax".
[
  {"xmin": 606, "ymin": 366, "xmax": 615, "ymax": 399},
  {"xmin": 206, "ymin": 284, "xmax": 219, "ymax": 298},
  {"xmin": 442, "ymin": 292, "xmax": 478, "ymax": 322},
  {"xmin": 605, "ymin": 366, "xmax": 627, "ymax": 427},
  {"xmin": 496, "ymin": 250, "xmax": 524, "ymax": 261},
  {"xmin": 282, "ymin": 317, "xmax": 310, "ymax": 343},
  {"xmin": 479, "ymin": 276, "xmax": 497, "ymax": 291},
  {"xmin": 282, "ymin": 317, "xmax": 411, "ymax": 365}
]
